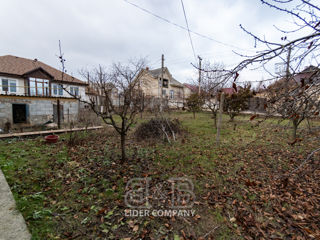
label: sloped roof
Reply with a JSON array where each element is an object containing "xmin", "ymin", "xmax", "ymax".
[
  {"xmin": 268, "ymin": 65, "xmax": 320, "ymax": 90},
  {"xmin": 293, "ymin": 65, "xmax": 320, "ymax": 84},
  {"xmin": 148, "ymin": 68, "xmax": 163, "ymax": 78},
  {"xmin": 147, "ymin": 67, "xmax": 183, "ymax": 87},
  {"xmin": 0, "ymin": 55, "xmax": 86, "ymax": 85},
  {"xmin": 184, "ymin": 83, "xmax": 198, "ymax": 92}
]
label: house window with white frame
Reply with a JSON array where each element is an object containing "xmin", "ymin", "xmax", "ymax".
[
  {"xmin": 52, "ymin": 84, "xmax": 63, "ymax": 96},
  {"xmin": 29, "ymin": 78, "xmax": 49, "ymax": 96},
  {"xmin": 1, "ymin": 79, "xmax": 17, "ymax": 93},
  {"xmin": 170, "ymin": 90, "xmax": 174, "ymax": 99},
  {"xmin": 70, "ymin": 86, "xmax": 79, "ymax": 96}
]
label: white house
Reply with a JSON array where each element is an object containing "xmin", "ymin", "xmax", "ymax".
[{"xmin": 0, "ymin": 55, "xmax": 88, "ymax": 129}]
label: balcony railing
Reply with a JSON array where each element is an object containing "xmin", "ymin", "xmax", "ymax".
[{"xmin": 0, "ymin": 85, "xmax": 67, "ymax": 98}]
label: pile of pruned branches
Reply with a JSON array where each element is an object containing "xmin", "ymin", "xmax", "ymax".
[{"xmin": 134, "ymin": 117, "xmax": 182, "ymax": 143}]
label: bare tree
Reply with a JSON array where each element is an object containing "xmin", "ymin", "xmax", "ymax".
[
  {"xmin": 201, "ymin": 0, "xmax": 320, "ymax": 140},
  {"xmin": 200, "ymin": 62, "xmax": 228, "ymax": 127},
  {"xmin": 81, "ymin": 59, "xmax": 146, "ymax": 162},
  {"xmin": 237, "ymin": 1, "xmax": 320, "ymax": 140},
  {"xmin": 233, "ymin": 0, "xmax": 320, "ymax": 74},
  {"xmin": 265, "ymin": 68, "xmax": 320, "ymax": 140}
]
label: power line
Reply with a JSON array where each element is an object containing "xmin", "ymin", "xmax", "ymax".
[
  {"xmin": 123, "ymin": 0, "xmax": 254, "ymax": 52},
  {"xmin": 180, "ymin": 0, "xmax": 197, "ymax": 61}
]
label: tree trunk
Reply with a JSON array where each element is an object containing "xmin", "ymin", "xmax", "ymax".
[
  {"xmin": 193, "ymin": 111, "xmax": 196, "ymax": 119},
  {"xmin": 229, "ymin": 113, "xmax": 234, "ymax": 122},
  {"xmin": 212, "ymin": 111, "xmax": 217, "ymax": 128},
  {"xmin": 306, "ymin": 118, "xmax": 312, "ymax": 133},
  {"xmin": 292, "ymin": 119, "xmax": 298, "ymax": 141},
  {"xmin": 120, "ymin": 133, "xmax": 126, "ymax": 163}
]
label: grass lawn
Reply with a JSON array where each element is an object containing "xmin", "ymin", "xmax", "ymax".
[{"xmin": 0, "ymin": 112, "xmax": 319, "ymax": 239}]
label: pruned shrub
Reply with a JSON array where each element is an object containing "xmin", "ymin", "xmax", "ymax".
[{"xmin": 134, "ymin": 117, "xmax": 182, "ymax": 143}]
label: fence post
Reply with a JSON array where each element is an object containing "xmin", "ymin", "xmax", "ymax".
[
  {"xmin": 216, "ymin": 92, "xmax": 224, "ymax": 146},
  {"xmin": 57, "ymin": 99, "xmax": 61, "ymax": 129}
]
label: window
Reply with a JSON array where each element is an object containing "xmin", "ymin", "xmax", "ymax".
[
  {"xmin": 53, "ymin": 84, "xmax": 57, "ymax": 95},
  {"xmin": 162, "ymin": 89, "xmax": 166, "ymax": 96},
  {"xmin": 10, "ymin": 80, "xmax": 16, "ymax": 92},
  {"xmin": 162, "ymin": 79, "xmax": 168, "ymax": 88},
  {"xmin": 52, "ymin": 84, "xmax": 63, "ymax": 96},
  {"xmin": 2, "ymin": 79, "xmax": 8, "ymax": 92},
  {"xmin": 2, "ymin": 79, "xmax": 16, "ymax": 93},
  {"xmin": 170, "ymin": 90, "xmax": 174, "ymax": 99},
  {"xmin": 58, "ymin": 85, "xmax": 63, "ymax": 96},
  {"xmin": 29, "ymin": 78, "xmax": 49, "ymax": 96},
  {"xmin": 70, "ymin": 86, "xmax": 79, "ymax": 96}
]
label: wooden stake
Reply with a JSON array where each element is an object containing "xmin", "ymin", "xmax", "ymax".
[{"xmin": 216, "ymin": 92, "xmax": 224, "ymax": 146}]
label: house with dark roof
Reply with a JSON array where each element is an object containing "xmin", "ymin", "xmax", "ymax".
[
  {"xmin": 136, "ymin": 67, "xmax": 186, "ymax": 108},
  {"xmin": 0, "ymin": 55, "xmax": 88, "ymax": 130}
]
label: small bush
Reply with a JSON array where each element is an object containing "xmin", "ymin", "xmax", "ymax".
[{"xmin": 134, "ymin": 117, "xmax": 182, "ymax": 142}]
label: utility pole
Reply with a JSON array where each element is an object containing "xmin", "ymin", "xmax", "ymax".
[
  {"xmin": 160, "ymin": 54, "xmax": 164, "ymax": 112},
  {"xmin": 198, "ymin": 56, "xmax": 202, "ymax": 95},
  {"xmin": 284, "ymin": 45, "xmax": 297, "ymax": 140},
  {"xmin": 284, "ymin": 45, "xmax": 292, "ymax": 113},
  {"xmin": 57, "ymin": 40, "xmax": 65, "ymax": 130},
  {"xmin": 285, "ymin": 46, "xmax": 292, "ymax": 89}
]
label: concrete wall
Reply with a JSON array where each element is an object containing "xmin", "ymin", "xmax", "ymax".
[
  {"xmin": 183, "ymin": 87, "xmax": 193, "ymax": 99},
  {"xmin": 0, "ymin": 97, "xmax": 79, "ymax": 129}
]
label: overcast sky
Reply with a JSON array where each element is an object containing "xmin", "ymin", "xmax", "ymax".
[{"xmin": 0, "ymin": 0, "xmax": 302, "ymax": 84}]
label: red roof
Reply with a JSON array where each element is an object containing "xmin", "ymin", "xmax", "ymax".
[
  {"xmin": 221, "ymin": 88, "xmax": 236, "ymax": 95},
  {"xmin": 183, "ymin": 83, "xmax": 198, "ymax": 92}
]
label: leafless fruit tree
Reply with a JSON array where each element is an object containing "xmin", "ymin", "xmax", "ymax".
[
  {"xmin": 201, "ymin": 0, "xmax": 320, "ymax": 140},
  {"xmin": 200, "ymin": 62, "xmax": 228, "ymax": 127},
  {"xmin": 80, "ymin": 59, "xmax": 146, "ymax": 162}
]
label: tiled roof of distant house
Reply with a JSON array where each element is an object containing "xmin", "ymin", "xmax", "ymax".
[
  {"xmin": 0, "ymin": 55, "xmax": 87, "ymax": 85},
  {"xmin": 183, "ymin": 83, "xmax": 198, "ymax": 92},
  {"xmin": 221, "ymin": 88, "xmax": 236, "ymax": 95},
  {"xmin": 293, "ymin": 65, "xmax": 320, "ymax": 84},
  {"xmin": 268, "ymin": 65, "xmax": 320, "ymax": 90}
]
